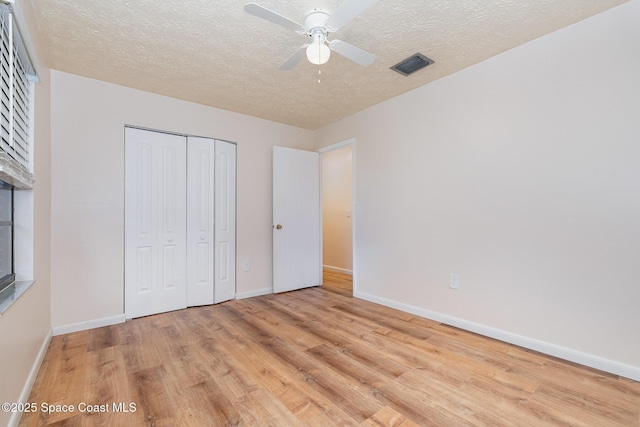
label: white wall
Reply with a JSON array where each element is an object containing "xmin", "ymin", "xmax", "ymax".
[
  {"xmin": 0, "ymin": 1, "xmax": 52, "ymax": 426},
  {"xmin": 322, "ymin": 145, "xmax": 353, "ymax": 272},
  {"xmin": 50, "ymin": 71, "xmax": 315, "ymax": 328},
  {"xmin": 316, "ymin": 0, "xmax": 640, "ymax": 378}
]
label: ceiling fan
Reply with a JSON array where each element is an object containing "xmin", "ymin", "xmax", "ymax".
[{"xmin": 244, "ymin": 0, "xmax": 378, "ymax": 70}]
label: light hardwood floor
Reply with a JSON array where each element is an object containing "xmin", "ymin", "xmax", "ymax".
[
  {"xmin": 321, "ymin": 269, "xmax": 353, "ymax": 297},
  {"xmin": 20, "ymin": 272, "xmax": 640, "ymax": 426}
]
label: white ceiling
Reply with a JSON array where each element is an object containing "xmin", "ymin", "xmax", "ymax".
[{"xmin": 32, "ymin": 0, "xmax": 627, "ymax": 130}]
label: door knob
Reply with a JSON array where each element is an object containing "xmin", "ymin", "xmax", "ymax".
[{"xmin": 275, "ymin": 224, "xmax": 283, "ymax": 230}]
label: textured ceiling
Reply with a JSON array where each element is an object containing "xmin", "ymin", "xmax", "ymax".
[{"xmin": 31, "ymin": 0, "xmax": 628, "ymax": 130}]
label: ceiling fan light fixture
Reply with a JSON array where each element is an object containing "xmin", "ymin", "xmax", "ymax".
[
  {"xmin": 244, "ymin": 1, "xmax": 377, "ymax": 70},
  {"xmin": 306, "ymin": 33, "xmax": 330, "ymax": 65}
]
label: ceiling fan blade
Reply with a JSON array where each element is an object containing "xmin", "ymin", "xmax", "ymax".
[
  {"xmin": 325, "ymin": 0, "xmax": 378, "ymax": 31},
  {"xmin": 244, "ymin": 2, "xmax": 304, "ymax": 32},
  {"xmin": 329, "ymin": 40, "xmax": 376, "ymax": 67},
  {"xmin": 279, "ymin": 45, "xmax": 309, "ymax": 71}
]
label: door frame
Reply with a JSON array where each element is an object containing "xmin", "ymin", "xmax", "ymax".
[{"xmin": 318, "ymin": 138, "xmax": 357, "ymax": 295}]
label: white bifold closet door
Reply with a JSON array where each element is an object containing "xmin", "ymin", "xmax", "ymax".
[
  {"xmin": 125, "ymin": 128, "xmax": 236, "ymax": 319},
  {"xmin": 125, "ymin": 128, "xmax": 188, "ymax": 318},
  {"xmin": 186, "ymin": 136, "xmax": 215, "ymax": 306},
  {"xmin": 212, "ymin": 139, "xmax": 236, "ymax": 303},
  {"xmin": 186, "ymin": 137, "xmax": 236, "ymax": 306}
]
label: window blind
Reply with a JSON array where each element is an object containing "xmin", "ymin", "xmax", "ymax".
[{"xmin": 0, "ymin": 4, "xmax": 35, "ymax": 177}]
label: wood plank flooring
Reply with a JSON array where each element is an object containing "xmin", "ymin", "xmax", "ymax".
[
  {"xmin": 20, "ymin": 272, "xmax": 640, "ymax": 426},
  {"xmin": 321, "ymin": 269, "xmax": 353, "ymax": 297}
]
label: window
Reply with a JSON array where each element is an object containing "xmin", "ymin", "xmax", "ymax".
[
  {"xmin": 0, "ymin": 179, "xmax": 13, "ymax": 293},
  {"xmin": 0, "ymin": 4, "xmax": 36, "ymax": 308}
]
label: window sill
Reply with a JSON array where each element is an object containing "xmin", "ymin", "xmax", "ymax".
[{"xmin": 0, "ymin": 280, "xmax": 35, "ymax": 315}]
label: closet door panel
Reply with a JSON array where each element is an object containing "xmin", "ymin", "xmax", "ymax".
[
  {"xmin": 214, "ymin": 140, "xmax": 236, "ymax": 303},
  {"xmin": 187, "ymin": 136, "xmax": 216, "ymax": 306},
  {"xmin": 125, "ymin": 128, "xmax": 187, "ymax": 319}
]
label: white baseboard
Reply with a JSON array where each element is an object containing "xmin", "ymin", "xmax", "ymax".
[
  {"xmin": 354, "ymin": 290, "xmax": 640, "ymax": 382},
  {"xmin": 52, "ymin": 314, "xmax": 126, "ymax": 336},
  {"xmin": 323, "ymin": 265, "xmax": 353, "ymax": 275},
  {"xmin": 235, "ymin": 287, "xmax": 273, "ymax": 300},
  {"xmin": 9, "ymin": 328, "xmax": 53, "ymax": 427}
]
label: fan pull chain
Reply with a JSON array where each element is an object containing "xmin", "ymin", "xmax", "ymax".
[{"xmin": 318, "ymin": 68, "xmax": 321, "ymax": 84}]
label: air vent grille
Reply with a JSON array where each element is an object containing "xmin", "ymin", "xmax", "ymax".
[{"xmin": 390, "ymin": 53, "xmax": 434, "ymax": 76}]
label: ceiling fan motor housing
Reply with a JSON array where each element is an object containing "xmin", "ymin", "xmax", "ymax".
[{"xmin": 304, "ymin": 9, "xmax": 330, "ymax": 36}]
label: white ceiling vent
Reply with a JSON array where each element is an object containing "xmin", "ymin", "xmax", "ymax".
[{"xmin": 390, "ymin": 53, "xmax": 434, "ymax": 76}]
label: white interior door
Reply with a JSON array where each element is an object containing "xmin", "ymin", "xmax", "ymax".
[
  {"xmin": 273, "ymin": 146, "xmax": 321, "ymax": 293},
  {"xmin": 214, "ymin": 140, "xmax": 236, "ymax": 303},
  {"xmin": 186, "ymin": 136, "xmax": 215, "ymax": 306},
  {"xmin": 125, "ymin": 128, "xmax": 187, "ymax": 318}
]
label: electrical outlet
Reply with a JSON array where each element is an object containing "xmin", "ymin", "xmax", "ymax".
[
  {"xmin": 242, "ymin": 260, "xmax": 251, "ymax": 272},
  {"xmin": 449, "ymin": 273, "xmax": 460, "ymax": 289}
]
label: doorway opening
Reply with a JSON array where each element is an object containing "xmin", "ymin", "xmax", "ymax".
[{"xmin": 319, "ymin": 139, "xmax": 355, "ymax": 297}]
